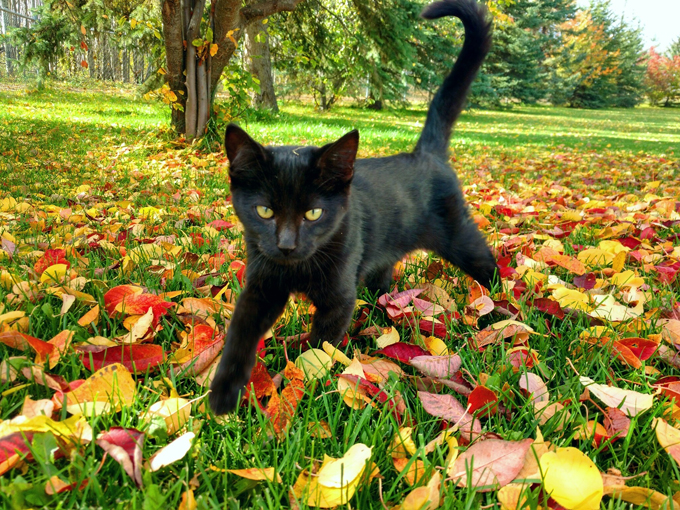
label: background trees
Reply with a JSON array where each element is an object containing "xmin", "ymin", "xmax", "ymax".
[{"xmin": 2, "ymin": 0, "xmax": 676, "ymax": 141}]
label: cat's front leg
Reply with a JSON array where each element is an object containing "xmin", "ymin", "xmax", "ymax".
[
  {"xmin": 209, "ymin": 285, "xmax": 288, "ymax": 414},
  {"xmin": 308, "ymin": 286, "xmax": 356, "ymax": 347}
]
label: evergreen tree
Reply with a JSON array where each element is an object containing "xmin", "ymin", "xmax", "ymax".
[
  {"xmin": 669, "ymin": 36, "xmax": 680, "ymax": 58},
  {"xmin": 476, "ymin": 0, "xmax": 576, "ymax": 105}
]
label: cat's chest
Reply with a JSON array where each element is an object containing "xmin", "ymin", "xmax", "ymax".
[{"xmin": 250, "ymin": 249, "xmax": 348, "ymax": 295}]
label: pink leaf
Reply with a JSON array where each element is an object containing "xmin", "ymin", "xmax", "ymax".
[
  {"xmin": 96, "ymin": 428, "xmax": 144, "ymax": 488},
  {"xmin": 450, "ymin": 438, "xmax": 533, "ymax": 490},
  {"xmin": 418, "ymin": 391, "xmax": 481, "ymax": 440},
  {"xmin": 410, "ymin": 355, "xmax": 462, "ymax": 379}
]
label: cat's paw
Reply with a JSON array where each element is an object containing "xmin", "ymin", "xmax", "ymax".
[{"xmin": 209, "ymin": 369, "xmax": 248, "ymax": 415}]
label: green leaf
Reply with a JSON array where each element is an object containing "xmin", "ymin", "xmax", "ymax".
[
  {"xmin": 192, "ymin": 38, "xmax": 203, "ymax": 47},
  {"xmin": 206, "ymin": 27, "xmax": 213, "ymax": 43}
]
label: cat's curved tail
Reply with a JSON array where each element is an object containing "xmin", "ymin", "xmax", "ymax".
[{"xmin": 414, "ymin": 0, "xmax": 492, "ymax": 156}]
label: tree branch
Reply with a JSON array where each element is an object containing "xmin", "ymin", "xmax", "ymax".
[{"xmin": 240, "ymin": 0, "xmax": 304, "ymax": 27}]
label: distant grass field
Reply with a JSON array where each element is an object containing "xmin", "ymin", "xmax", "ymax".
[{"xmin": 0, "ymin": 82, "xmax": 679, "ymax": 510}]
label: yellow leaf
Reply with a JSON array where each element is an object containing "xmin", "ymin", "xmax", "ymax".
[
  {"xmin": 80, "ymin": 24, "xmax": 86, "ymax": 35},
  {"xmin": 64, "ymin": 363, "xmax": 136, "ymax": 415},
  {"xmin": 653, "ymin": 418, "xmax": 680, "ymax": 464},
  {"xmin": 389, "ymin": 427, "xmax": 417, "ymax": 458},
  {"xmin": 498, "ymin": 483, "xmax": 530, "ymax": 510},
  {"xmin": 337, "ymin": 357, "xmax": 368, "ymax": 409},
  {"xmin": 376, "ymin": 326, "xmax": 399, "ymax": 348},
  {"xmin": 322, "ymin": 341, "xmax": 351, "ymax": 366},
  {"xmin": 577, "ymin": 249, "xmax": 614, "ymax": 268},
  {"xmin": 143, "ymin": 397, "xmax": 191, "ymax": 435},
  {"xmin": 227, "ymin": 467, "xmax": 281, "ymax": 483},
  {"xmin": 210, "ymin": 43, "xmax": 218, "ymax": 56},
  {"xmin": 611, "ymin": 251, "xmax": 626, "ymax": 273},
  {"xmin": 40, "ymin": 264, "xmax": 69, "ymax": 284},
  {"xmin": 552, "ymin": 287, "xmax": 591, "ymax": 312},
  {"xmin": 295, "ymin": 349, "xmax": 333, "ymax": 381},
  {"xmin": 424, "ymin": 335, "xmax": 449, "ymax": 356},
  {"xmin": 605, "ymin": 486, "xmax": 680, "ymax": 510},
  {"xmin": 400, "ymin": 471, "xmax": 440, "ymax": 510},
  {"xmin": 292, "ymin": 444, "xmax": 372, "ymax": 508},
  {"xmin": 540, "ymin": 447, "xmax": 603, "ymax": 510}
]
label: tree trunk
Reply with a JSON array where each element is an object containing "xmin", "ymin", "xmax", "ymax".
[
  {"xmin": 245, "ymin": 19, "xmax": 278, "ymax": 112},
  {"xmin": 161, "ymin": 0, "xmax": 303, "ymax": 138}
]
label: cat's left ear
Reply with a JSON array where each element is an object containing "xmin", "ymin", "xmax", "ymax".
[{"xmin": 316, "ymin": 130, "xmax": 359, "ymax": 187}]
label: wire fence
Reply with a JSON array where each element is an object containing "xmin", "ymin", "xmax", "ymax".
[{"xmin": 0, "ymin": 0, "xmax": 155, "ymax": 83}]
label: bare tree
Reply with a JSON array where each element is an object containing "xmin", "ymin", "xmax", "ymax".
[{"xmin": 161, "ymin": 0, "xmax": 302, "ymax": 141}]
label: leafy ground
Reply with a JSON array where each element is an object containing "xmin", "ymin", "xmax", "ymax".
[{"xmin": 1, "ymin": 83, "xmax": 680, "ymax": 510}]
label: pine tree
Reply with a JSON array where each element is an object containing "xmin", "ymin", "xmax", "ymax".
[{"xmin": 669, "ymin": 36, "xmax": 680, "ymax": 58}]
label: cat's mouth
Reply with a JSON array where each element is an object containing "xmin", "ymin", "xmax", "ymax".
[{"xmin": 259, "ymin": 244, "xmax": 311, "ymax": 265}]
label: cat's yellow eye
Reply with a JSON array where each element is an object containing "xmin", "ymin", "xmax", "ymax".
[
  {"xmin": 256, "ymin": 206, "xmax": 274, "ymax": 219},
  {"xmin": 305, "ymin": 208, "xmax": 323, "ymax": 221}
]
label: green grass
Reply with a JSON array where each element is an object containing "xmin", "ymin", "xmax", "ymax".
[{"xmin": 0, "ymin": 81, "xmax": 679, "ymax": 509}]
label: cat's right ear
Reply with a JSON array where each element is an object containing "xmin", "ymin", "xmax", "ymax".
[{"xmin": 224, "ymin": 124, "xmax": 266, "ymax": 172}]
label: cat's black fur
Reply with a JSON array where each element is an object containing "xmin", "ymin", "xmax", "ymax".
[{"xmin": 209, "ymin": 0, "xmax": 497, "ymax": 415}]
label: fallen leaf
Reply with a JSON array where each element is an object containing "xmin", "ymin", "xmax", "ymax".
[
  {"xmin": 540, "ymin": 447, "xmax": 603, "ymax": 510},
  {"xmin": 96, "ymin": 428, "xmax": 144, "ymax": 488},
  {"xmin": 449, "ymin": 438, "xmax": 533, "ymax": 491},
  {"xmin": 579, "ymin": 376, "xmax": 653, "ymax": 416},
  {"xmin": 146, "ymin": 431, "xmax": 195, "ymax": 471},
  {"xmin": 418, "ymin": 391, "xmax": 481, "ymax": 440}
]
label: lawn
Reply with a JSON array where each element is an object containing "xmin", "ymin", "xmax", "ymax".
[{"xmin": 1, "ymin": 82, "xmax": 680, "ymax": 510}]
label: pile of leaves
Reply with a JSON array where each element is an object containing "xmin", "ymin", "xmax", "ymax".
[{"xmin": 1, "ymin": 116, "xmax": 680, "ymax": 509}]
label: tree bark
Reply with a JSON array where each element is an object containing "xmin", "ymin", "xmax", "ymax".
[
  {"xmin": 161, "ymin": 0, "xmax": 186, "ymax": 133},
  {"xmin": 161, "ymin": 0, "xmax": 304, "ymax": 138},
  {"xmin": 245, "ymin": 19, "xmax": 278, "ymax": 112},
  {"xmin": 185, "ymin": 0, "xmax": 206, "ymax": 141}
]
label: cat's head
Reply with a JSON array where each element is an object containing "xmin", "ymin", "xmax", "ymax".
[{"xmin": 224, "ymin": 124, "xmax": 359, "ymax": 263}]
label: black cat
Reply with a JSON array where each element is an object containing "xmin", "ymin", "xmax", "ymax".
[{"xmin": 209, "ymin": 0, "xmax": 497, "ymax": 415}]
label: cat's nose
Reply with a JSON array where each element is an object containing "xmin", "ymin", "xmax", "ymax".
[{"xmin": 277, "ymin": 226, "xmax": 297, "ymax": 256}]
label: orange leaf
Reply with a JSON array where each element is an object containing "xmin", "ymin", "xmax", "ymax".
[{"xmin": 103, "ymin": 285, "xmax": 143, "ymax": 316}]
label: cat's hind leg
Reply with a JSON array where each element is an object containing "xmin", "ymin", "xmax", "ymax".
[
  {"xmin": 364, "ymin": 266, "xmax": 394, "ymax": 297},
  {"xmin": 431, "ymin": 194, "xmax": 498, "ymax": 289}
]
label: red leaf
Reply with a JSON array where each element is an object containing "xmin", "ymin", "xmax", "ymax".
[
  {"xmin": 617, "ymin": 337, "xmax": 658, "ymax": 361},
  {"xmin": 374, "ymin": 342, "xmax": 429, "ymax": 363},
  {"xmin": 652, "ymin": 376, "xmax": 680, "ymax": 402},
  {"xmin": 96, "ymin": 428, "xmax": 144, "ymax": 488},
  {"xmin": 618, "ymin": 237, "xmax": 641, "ymax": 249},
  {"xmin": 78, "ymin": 345, "xmax": 164, "ymax": 373},
  {"xmin": 207, "ymin": 220, "xmax": 234, "ymax": 231},
  {"xmin": 418, "ymin": 391, "xmax": 481, "ymax": 440},
  {"xmin": 468, "ymin": 385, "xmax": 498, "ymax": 417},
  {"xmin": 0, "ymin": 331, "xmax": 41, "ymax": 351},
  {"xmin": 34, "ymin": 249, "xmax": 69, "ymax": 275},
  {"xmin": 0, "ymin": 432, "xmax": 34, "ymax": 475},
  {"xmin": 115, "ymin": 293, "xmax": 175, "ymax": 320},
  {"xmin": 532, "ymin": 298, "xmax": 565, "ymax": 320},
  {"xmin": 103, "ymin": 285, "xmax": 142, "ymax": 316},
  {"xmin": 25, "ymin": 335, "xmax": 55, "ymax": 359},
  {"xmin": 245, "ymin": 362, "xmax": 276, "ymax": 402},
  {"xmin": 417, "ymin": 317, "xmax": 449, "ymax": 338},
  {"xmin": 573, "ymin": 273, "xmax": 597, "ymax": 290},
  {"xmin": 229, "ymin": 260, "xmax": 246, "ymax": 286}
]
